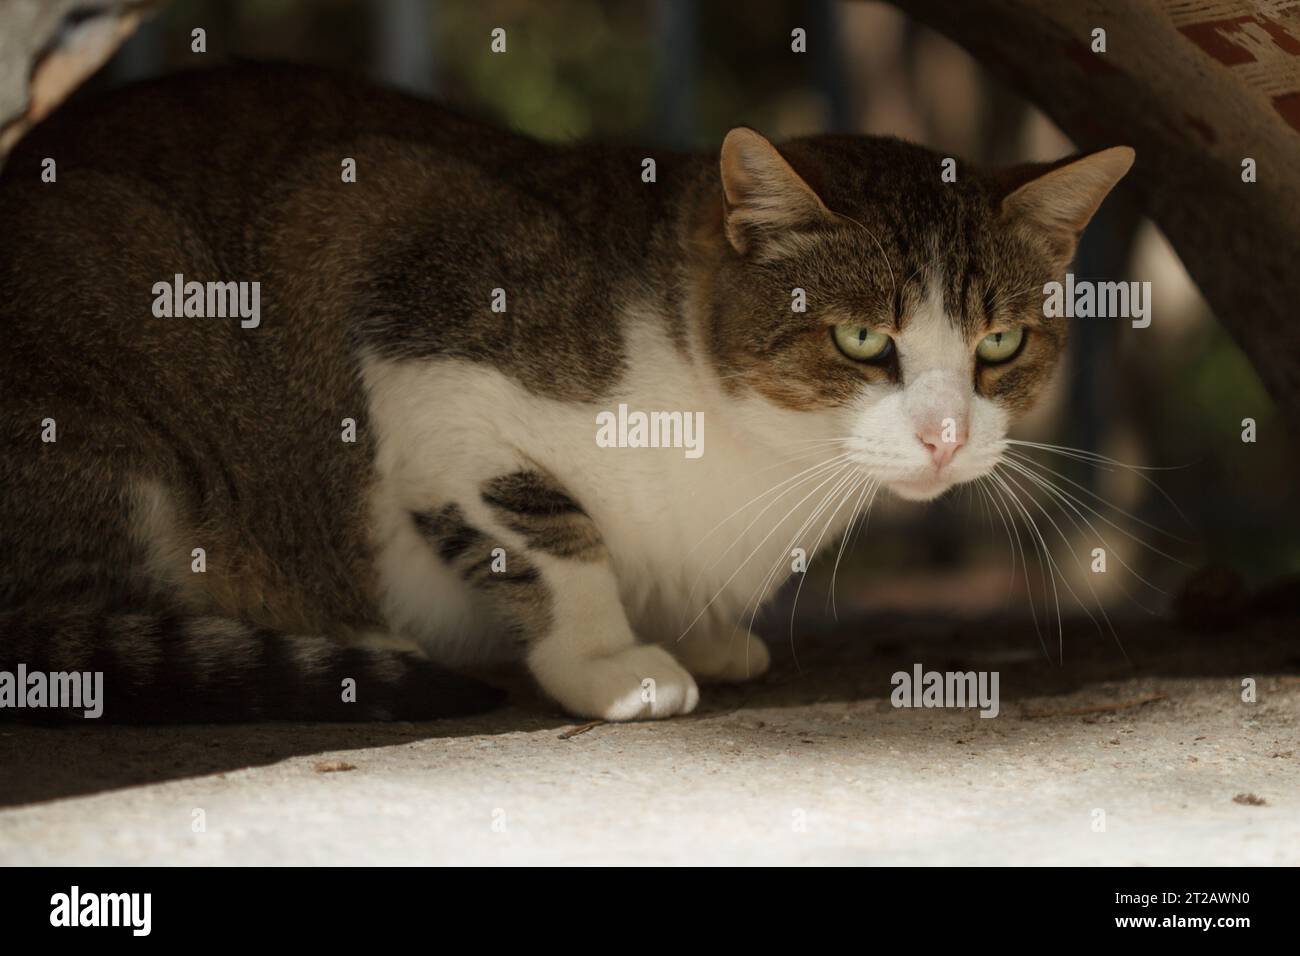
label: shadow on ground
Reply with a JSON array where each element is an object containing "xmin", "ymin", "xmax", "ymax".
[{"xmin": 2, "ymin": 600, "xmax": 1295, "ymax": 810}]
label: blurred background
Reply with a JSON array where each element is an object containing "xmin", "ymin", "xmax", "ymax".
[{"xmin": 79, "ymin": 0, "xmax": 1299, "ymax": 632}]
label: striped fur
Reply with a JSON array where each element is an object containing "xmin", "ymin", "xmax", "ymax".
[
  {"xmin": 0, "ymin": 609, "xmax": 502, "ymax": 723},
  {"xmin": 481, "ymin": 471, "xmax": 605, "ymax": 562},
  {"xmin": 410, "ymin": 504, "xmax": 552, "ymax": 644}
]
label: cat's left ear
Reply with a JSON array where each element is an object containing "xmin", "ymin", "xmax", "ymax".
[
  {"xmin": 720, "ymin": 127, "xmax": 833, "ymax": 255},
  {"xmin": 1000, "ymin": 146, "xmax": 1135, "ymax": 265}
]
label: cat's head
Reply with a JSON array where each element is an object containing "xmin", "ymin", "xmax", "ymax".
[{"xmin": 697, "ymin": 128, "xmax": 1133, "ymax": 501}]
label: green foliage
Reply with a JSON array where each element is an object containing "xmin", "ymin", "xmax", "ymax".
[{"xmin": 439, "ymin": 0, "xmax": 655, "ymax": 140}]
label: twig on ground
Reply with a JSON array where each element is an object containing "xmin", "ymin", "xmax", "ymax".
[
  {"xmin": 558, "ymin": 720, "xmax": 605, "ymax": 740},
  {"xmin": 314, "ymin": 760, "xmax": 356, "ymax": 773},
  {"xmin": 1020, "ymin": 693, "xmax": 1167, "ymax": 719}
]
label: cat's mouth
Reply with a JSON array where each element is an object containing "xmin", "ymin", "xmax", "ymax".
[
  {"xmin": 888, "ymin": 476, "xmax": 955, "ymax": 502},
  {"xmin": 883, "ymin": 453, "xmax": 1002, "ymax": 502}
]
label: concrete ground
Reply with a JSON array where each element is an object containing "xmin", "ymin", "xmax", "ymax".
[{"xmin": 1, "ymin": 608, "xmax": 1296, "ymax": 865}]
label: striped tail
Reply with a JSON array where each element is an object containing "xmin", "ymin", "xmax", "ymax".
[{"xmin": 0, "ymin": 609, "xmax": 504, "ymax": 723}]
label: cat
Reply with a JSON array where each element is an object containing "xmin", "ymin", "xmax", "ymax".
[{"xmin": 0, "ymin": 63, "xmax": 1133, "ymax": 723}]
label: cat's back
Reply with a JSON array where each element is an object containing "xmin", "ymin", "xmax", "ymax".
[
  {"xmin": 8, "ymin": 62, "xmax": 535, "ymax": 169},
  {"xmin": 0, "ymin": 63, "xmax": 546, "ymax": 239}
]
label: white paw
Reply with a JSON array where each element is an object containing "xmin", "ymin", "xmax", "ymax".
[
  {"xmin": 532, "ymin": 644, "xmax": 699, "ymax": 721},
  {"xmin": 671, "ymin": 628, "xmax": 771, "ymax": 683}
]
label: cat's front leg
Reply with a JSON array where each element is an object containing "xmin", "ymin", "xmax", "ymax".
[
  {"xmin": 669, "ymin": 623, "xmax": 771, "ymax": 684},
  {"xmin": 418, "ymin": 468, "xmax": 698, "ymax": 721}
]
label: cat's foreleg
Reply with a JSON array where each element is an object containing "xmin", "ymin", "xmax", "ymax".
[
  {"xmin": 417, "ymin": 468, "xmax": 699, "ymax": 720},
  {"xmin": 668, "ymin": 621, "xmax": 771, "ymax": 684}
]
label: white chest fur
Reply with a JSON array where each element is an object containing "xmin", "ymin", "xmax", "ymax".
[{"xmin": 360, "ymin": 320, "xmax": 857, "ymax": 666}]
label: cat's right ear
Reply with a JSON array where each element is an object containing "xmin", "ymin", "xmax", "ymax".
[
  {"xmin": 719, "ymin": 128, "xmax": 832, "ymax": 255},
  {"xmin": 999, "ymin": 146, "xmax": 1135, "ymax": 267}
]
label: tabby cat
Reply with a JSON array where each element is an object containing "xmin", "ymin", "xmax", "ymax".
[{"xmin": 0, "ymin": 65, "xmax": 1132, "ymax": 722}]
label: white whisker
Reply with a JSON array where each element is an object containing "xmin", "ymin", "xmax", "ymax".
[
  {"xmin": 998, "ymin": 460, "xmax": 1127, "ymax": 655},
  {"xmin": 676, "ymin": 463, "xmax": 855, "ymax": 642}
]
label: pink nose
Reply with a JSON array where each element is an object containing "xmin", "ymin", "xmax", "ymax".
[{"xmin": 916, "ymin": 426, "xmax": 965, "ymax": 470}]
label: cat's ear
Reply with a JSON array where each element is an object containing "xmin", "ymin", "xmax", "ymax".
[
  {"xmin": 720, "ymin": 127, "xmax": 832, "ymax": 255},
  {"xmin": 1000, "ymin": 146, "xmax": 1134, "ymax": 265}
]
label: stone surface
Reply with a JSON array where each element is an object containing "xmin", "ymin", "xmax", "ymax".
[{"xmin": 2, "ymin": 613, "xmax": 1295, "ymax": 865}]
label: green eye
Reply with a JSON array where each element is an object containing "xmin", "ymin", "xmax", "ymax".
[
  {"xmin": 976, "ymin": 326, "xmax": 1026, "ymax": 364},
  {"xmin": 833, "ymin": 324, "xmax": 893, "ymax": 362}
]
